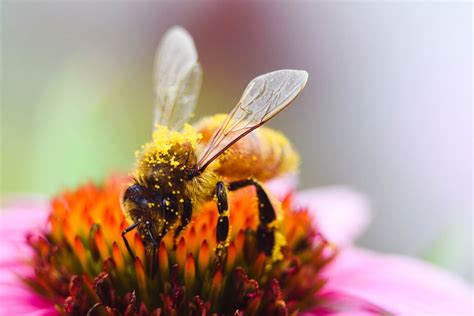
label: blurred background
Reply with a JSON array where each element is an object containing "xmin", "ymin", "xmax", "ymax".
[{"xmin": 1, "ymin": 2, "xmax": 472, "ymax": 281}]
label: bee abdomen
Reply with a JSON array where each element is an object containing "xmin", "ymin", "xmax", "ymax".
[{"xmin": 195, "ymin": 115, "xmax": 299, "ymax": 182}]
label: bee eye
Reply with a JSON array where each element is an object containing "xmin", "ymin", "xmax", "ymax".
[{"xmin": 123, "ymin": 183, "xmax": 145, "ymax": 201}]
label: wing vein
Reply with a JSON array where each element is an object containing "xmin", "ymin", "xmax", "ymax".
[
  {"xmin": 195, "ymin": 69, "xmax": 308, "ymax": 172},
  {"xmin": 153, "ymin": 27, "xmax": 202, "ymax": 131}
]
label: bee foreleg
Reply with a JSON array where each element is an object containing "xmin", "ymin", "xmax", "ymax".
[
  {"xmin": 122, "ymin": 222, "xmax": 139, "ymax": 259},
  {"xmin": 86, "ymin": 302, "xmax": 105, "ymax": 316},
  {"xmin": 228, "ymin": 179, "xmax": 276, "ymax": 256},
  {"xmin": 145, "ymin": 221, "xmax": 159, "ymax": 277},
  {"xmin": 215, "ymin": 181, "xmax": 230, "ymax": 258}
]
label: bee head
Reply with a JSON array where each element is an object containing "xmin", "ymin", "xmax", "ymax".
[{"xmin": 122, "ymin": 183, "xmax": 180, "ymax": 238}]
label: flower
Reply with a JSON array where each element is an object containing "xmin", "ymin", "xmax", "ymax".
[
  {"xmin": 1, "ymin": 176, "xmax": 472, "ymax": 315},
  {"xmin": 291, "ymin": 187, "xmax": 473, "ymax": 315},
  {"xmin": 0, "ymin": 198, "xmax": 57, "ymax": 315}
]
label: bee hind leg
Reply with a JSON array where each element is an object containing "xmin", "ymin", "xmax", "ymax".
[
  {"xmin": 215, "ymin": 181, "xmax": 230, "ymax": 258},
  {"xmin": 228, "ymin": 179, "xmax": 276, "ymax": 257}
]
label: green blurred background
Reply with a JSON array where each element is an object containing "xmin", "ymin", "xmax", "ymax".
[{"xmin": 1, "ymin": 2, "xmax": 472, "ymax": 281}]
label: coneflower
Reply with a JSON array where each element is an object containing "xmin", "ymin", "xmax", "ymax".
[
  {"xmin": 2, "ymin": 177, "xmax": 472, "ymax": 315},
  {"xmin": 23, "ymin": 176, "xmax": 335, "ymax": 315}
]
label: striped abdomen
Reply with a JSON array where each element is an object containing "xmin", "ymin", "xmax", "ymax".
[{"xmin": 194, "ymin": 114, "xmax": 299, "ymax": 182}]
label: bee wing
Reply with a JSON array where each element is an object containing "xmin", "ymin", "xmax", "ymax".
[
  {"xmin": 153, "ymin": 26, "xmax": 203, "ymax": 130},
  {"xmin": 196, "ymin": 69, "xmax": 308, "ymax": 172}
]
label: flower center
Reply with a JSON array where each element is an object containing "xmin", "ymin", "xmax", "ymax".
[{"xmin": 25, "ymin": 176, "xmax": 336, "ymax": 315}]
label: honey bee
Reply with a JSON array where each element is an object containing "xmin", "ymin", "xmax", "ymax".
[{"xmin": 121, "ymin": 26, "xmax": 308, "ymax": 271}]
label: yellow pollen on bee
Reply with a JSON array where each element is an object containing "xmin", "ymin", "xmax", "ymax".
[
  {"xmin": 150, "ymin": 124, "xmax": 201, "ymax": 153},
  {"xmin": 170, "ymin": 156, "xmax": 180, "ymax": 168},
  {"xmin": 272, "ymin": 231, "xmax": 287, "ymax": 262},
  {"xmin": 168, "ymin": 182, "xmax": 173, "ymax": 187},
  {"xmin": 179, "ymin": 198, "xmax": 184, "ymax": 203},
  {"xmin": 267, "ymin": 220, "xmax": 280, "ymax": 229},
  {"xmin": 134, "ymin": 124, "xmax": 203, "ymax": 180}
]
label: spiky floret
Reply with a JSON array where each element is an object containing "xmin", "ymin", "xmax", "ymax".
[{"xmin": 24, "ymin": 176, "xmax": 336, "ymax": 315}]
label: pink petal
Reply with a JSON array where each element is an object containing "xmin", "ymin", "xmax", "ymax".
[
  {"xmin": 0, "ymin": 204, "xmax": 50, "ymax": 265},
  {"xmin": 0, "ymin": 199, "xmax": 57, "ymax": 315},
  {"xmin": 303, "ymin": 291, "xmax": 389, "ymax": 315},
  {"xmin": 296, "ymin": 187, "xmax": 371, "ymax": 247},
  {"xmin": 265, "ymin": 173, "xmax": 299, "ymax": 200},
  {"xmin": 319, "ymin": 247, "xmax": 473, "ymax": 315}
]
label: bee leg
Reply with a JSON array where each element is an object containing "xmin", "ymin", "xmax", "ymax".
[
  {"xmin": 121, "ymin": 222, "xmax": 139, "ymax": 259},
  {"xmin": 86, "ymin": 302, "xmax": 105, "ymax": 316},
  {"xmin": 215, "ymin": 181, "xmax": 230, "ymax": 258},
  {"xmin": 173, "ymin": 199, "xmax": 193, "ymax": 239},
  {"xmin": 145, "ymin": 221, "xmax": 159, "ymax": 277},
  {"xmin": 228, "ymin": 179, "xmax": 276, "ymax": 256}
]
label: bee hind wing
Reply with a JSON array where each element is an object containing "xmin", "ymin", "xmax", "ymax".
[
  {"xmin": 196, "ymin": 69, "xmax": 308, "ymax": 172},
  {"xmin": 153, "ymin": 26, "xmax": 203, "ymax": 131}
]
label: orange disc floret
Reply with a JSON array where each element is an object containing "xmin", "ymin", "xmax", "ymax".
[{"xmin": 25, "ymin": 176, "xmax": 336, "ymax": 315}]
